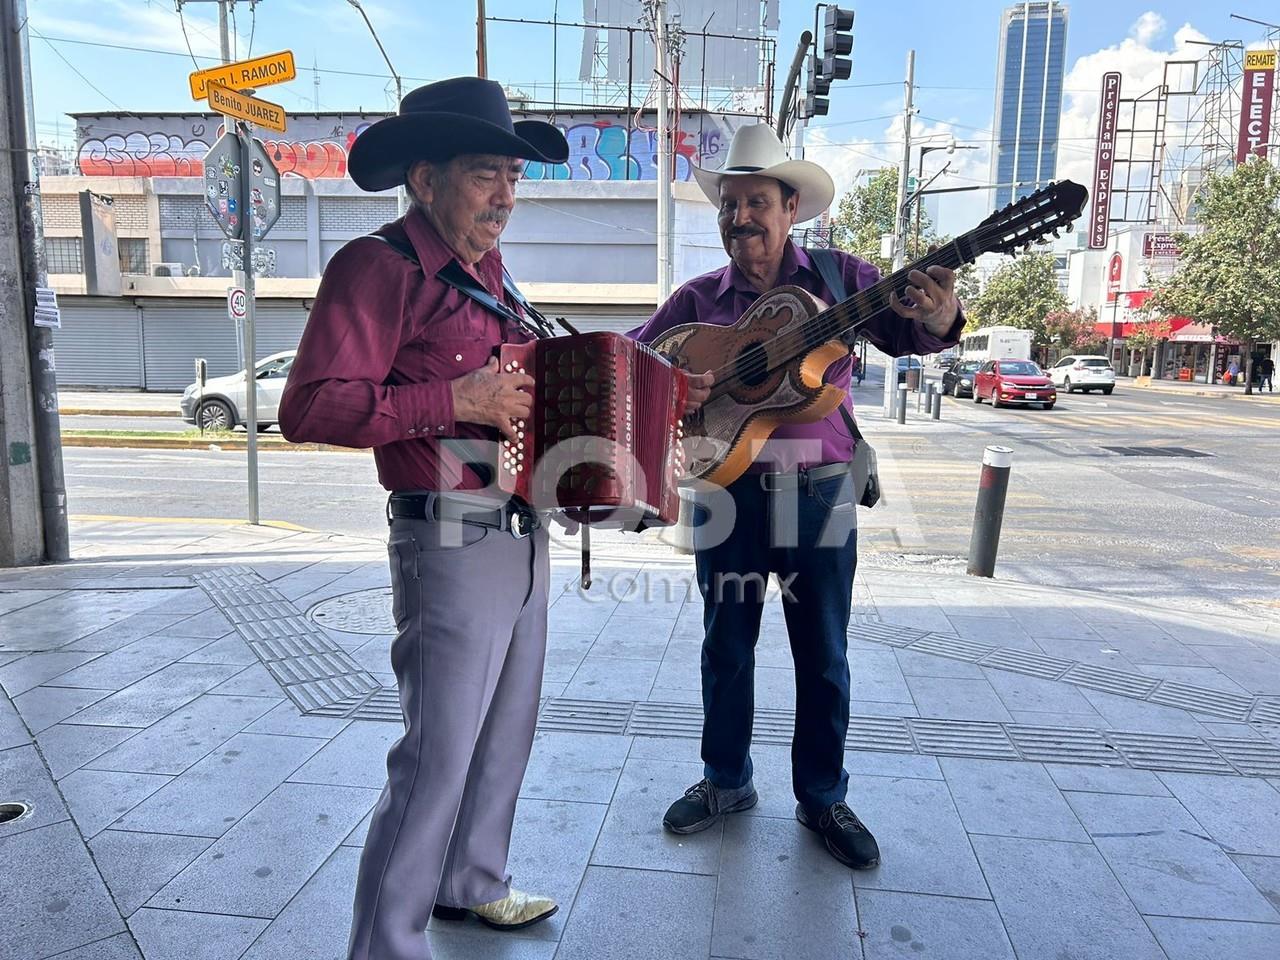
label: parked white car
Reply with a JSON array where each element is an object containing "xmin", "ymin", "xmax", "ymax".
[
  {"xmin": 180, "ymin": 351, "xmax": 295, "ymax": 430},
  {"xmin": 1047, "ymin": 354, "xmax": 1116, "ymax": 394}
]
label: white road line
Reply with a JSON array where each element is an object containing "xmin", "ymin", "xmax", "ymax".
[{"xmin": 64, "ymin": 472, "xmax": 370, "ymax": 488}]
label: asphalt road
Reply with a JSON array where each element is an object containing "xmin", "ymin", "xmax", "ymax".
[{"xmin": 59, "ymin": 374, "xmax": 1280, "ymax": 621}]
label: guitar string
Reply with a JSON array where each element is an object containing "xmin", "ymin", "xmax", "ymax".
[
  {"xmin": 702, "ymin": 199, "xmax": 1077, "ymax": 394},
  {"xmin": 705, "ymin": 206, "xmax": 1069, "ymax": 391}
]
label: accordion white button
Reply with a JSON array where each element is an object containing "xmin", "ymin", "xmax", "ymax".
[
  {"xmin": 517, "ymin": 420, "xmax": 526, "ymax": 429},
  {"xmin": 456, "ymin": 354, "xmax": 464, "ymax": 362}
]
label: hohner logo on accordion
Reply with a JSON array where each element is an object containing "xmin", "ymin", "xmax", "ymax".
[{"xmin": 498, "ymin": 332, "xmax": 688, "ymax": 527}]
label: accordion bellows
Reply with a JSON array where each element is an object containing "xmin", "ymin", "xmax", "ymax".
[{"xmin": 498, "ymin": 332, "xmax": 688, "ymax": 526}]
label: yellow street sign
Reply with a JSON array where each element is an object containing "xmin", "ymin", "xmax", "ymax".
[
  {"xmin": 189, "ymin": 50, "xmax": 296, "ymax": 100},
  {"xmin": 207, "ymin": 81, "xmax": 288, "ymax": 133}
]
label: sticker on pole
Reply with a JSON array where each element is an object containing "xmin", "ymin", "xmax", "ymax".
[{"xmin": 228, "ymin": 287, "xmax": 247, "ymax": 320}]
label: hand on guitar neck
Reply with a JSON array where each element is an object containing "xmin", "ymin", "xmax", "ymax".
[{"xmin": 888, "ymin": 265, "xmax": 960, "ymax": 337}]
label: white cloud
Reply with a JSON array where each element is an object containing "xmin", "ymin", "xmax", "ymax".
[
  {"xmin": 1130, "ymin": 12, "xmax": 1166, "ymax": 46},
  {"xmin": 31, "ymin": 0, "xmax": 252, "ymax": 61}
]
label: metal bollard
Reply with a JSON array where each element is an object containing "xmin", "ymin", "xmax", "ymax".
[
  {"xmin": 897, "ymin": 384, "xmax": 908, "ymax": 424},
  {"xmin": 967, "ymin": 445, "xmax": 1013, "ymax": 577},
  {"xmin": 931, "ymin": 388, "xmax": 942, "ymax": 420}
]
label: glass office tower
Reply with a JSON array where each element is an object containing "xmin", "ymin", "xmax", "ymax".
[{"xmin": 991, "ymin": 2, "xmax": 1068, "ymax": 208}]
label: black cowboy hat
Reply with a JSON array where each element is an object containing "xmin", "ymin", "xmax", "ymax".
[{"xmin": 348, "ymin": 76, "xmax": 569, "ymax": 192}]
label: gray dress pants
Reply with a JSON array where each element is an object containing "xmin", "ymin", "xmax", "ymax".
[{"xmin": 347, "ymin": 516, "xmax": 550, "ymax": 960}]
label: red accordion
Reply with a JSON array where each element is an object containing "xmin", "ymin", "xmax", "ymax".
[{"xmin": 498, "ymin": 332, "xmax": 688, "ymax": 526}]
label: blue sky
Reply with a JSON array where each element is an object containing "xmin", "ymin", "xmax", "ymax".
[{"xmin": 26, "ymin": 1, "xmax": 1280, "ymax": 230}]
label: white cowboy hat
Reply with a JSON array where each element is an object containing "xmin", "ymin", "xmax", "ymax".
[{"xmin": 691, "ymin": 123, "xmax": 835, "ymax": 223}]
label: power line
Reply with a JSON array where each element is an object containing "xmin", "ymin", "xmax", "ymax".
[{"xmin": 30, "ymin": 30, "xmax": 126, "ymax": 112}]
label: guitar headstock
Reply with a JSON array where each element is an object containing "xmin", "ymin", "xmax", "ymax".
[{"xmin": 974, "ymin": 180, "xmax": 1089, "ymax": 256}]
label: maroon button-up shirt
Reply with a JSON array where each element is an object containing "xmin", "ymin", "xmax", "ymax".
[
  {"xmin": 628, "ymin": 240, "xmax": 963, "ymax": 472},
  {"xmin": 278, "ymin": 207, "xmax": 532, "ymax": 491}
]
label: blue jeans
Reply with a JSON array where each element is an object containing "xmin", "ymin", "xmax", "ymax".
[{"xmin": 692, "ymin": 469, "xmax": 857, "ymax": 813}]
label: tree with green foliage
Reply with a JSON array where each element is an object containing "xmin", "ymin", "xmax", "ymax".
[
  {"xmin": 1147, "ymin": 157, "xmax": 1280, "ymax": 394},
  {"xmin": 829, "ymin": 167, "xmax": 936, "ymax": 275},
  {"xmin": 965, "ymin": 252, "xmax": 1068, "ymax": 344}
]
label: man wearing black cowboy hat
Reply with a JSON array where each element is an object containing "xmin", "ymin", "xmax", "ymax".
[{"xmin": 279, "ymin": 77, "xmax": 570, "ymax": 960}]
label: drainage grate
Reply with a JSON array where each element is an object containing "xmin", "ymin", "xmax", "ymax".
[{"xmin": 1102, "ymin": 445, "xmax": 1212, "ymax": 458}]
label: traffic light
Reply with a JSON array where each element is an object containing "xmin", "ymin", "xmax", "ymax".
[
  {"xmin": 804, "ymin": 95, "xmax": 830, "ymax": 118},
  {"xmin": 818, "ymin": 6, "xmax": 854, "ymax": 83},
  {"xmin": 807, "ymin": 56, "xmax": 831, "ymax": 97}
]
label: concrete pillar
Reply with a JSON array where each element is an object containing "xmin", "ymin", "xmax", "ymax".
[{"xmin": 0, "ymin": 11, "xmax": 43, "ymax": 565}]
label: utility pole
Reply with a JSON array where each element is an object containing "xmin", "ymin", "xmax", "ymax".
[
  {"xmin": 477, "ymin": 0, "xmax": 489, "ymax": 77},
  {"xmin": 1, "ymin": 0, "xmax": 71, "ymax": 564},
  {"xmin": 211, "ymin": 0, "xmax": 260, "ymax": 523},
  {"xmin": 885, "ymin": 48, "xmax": 914, "ymax": 419},
  {"xmin": 654, "ymin": 0, "xmax": 672, "ymax": 300}
]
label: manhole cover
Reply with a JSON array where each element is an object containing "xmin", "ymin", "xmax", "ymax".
[
  {"xmin": 0, "ymin": 801, "xmax": 32, "ymax": 826},
  {"xmin": 308, "ymin": 589, "xmax": 394, "ymax": 634}
]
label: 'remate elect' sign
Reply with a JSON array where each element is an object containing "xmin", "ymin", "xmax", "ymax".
[
  {"xmin": 1089, "ymin": 71, "xmax": 1122, "ymax": 250},
  {"xmin": 1237, "ymin": 50, "xmax": 1277, "ymax": 163},
  {"xmin": 189, "ymin": 50, "xmax": 297, "ymax": 100}
]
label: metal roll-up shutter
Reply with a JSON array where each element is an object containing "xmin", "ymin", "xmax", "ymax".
[
  {"xmin": 52, "ymin": 298, "xmax": 143, "ymax": 388},
  {"xmin": 141, "ymin": 301, "xmax": 242, "ymax": 390},
  {"xmin": 251, "ymin": 300, "xmax": 310, "ymax": 357}
]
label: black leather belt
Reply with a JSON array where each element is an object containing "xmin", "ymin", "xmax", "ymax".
[
  {"xmin": 387, "ymin": 492, "xmax": 541, "ymax": 539},
  {"xmin": 758, "ymin": 461, "xmax": 851, "ymax": 493}
]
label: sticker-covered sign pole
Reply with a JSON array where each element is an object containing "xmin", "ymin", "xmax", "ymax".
[{"xmin": 237, "ymin": 120, "xmax": 259, "ymax": 524}]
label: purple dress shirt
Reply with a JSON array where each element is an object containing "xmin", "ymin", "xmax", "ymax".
[
  {"xmin": 279, "ymin": 207, "xmax": 532, "ymax": 492},
  {"xmin": 628, "ymin": 240, "xmax": 963, "ymax": 472}
]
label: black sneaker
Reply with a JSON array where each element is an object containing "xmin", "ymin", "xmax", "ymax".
[
  {"xmin": 663, "ymin": 778, "xmax": 758, "ymax": 835},
  {"xmin": 796, "ymin": 801, "xmax": 881, "ymax": 869}
]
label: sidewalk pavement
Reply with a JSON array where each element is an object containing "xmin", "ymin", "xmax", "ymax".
[
  {"xmin": 3, "ymin": 517, "xmax": 1280, "ymax": 960},
  {"xmin": 1123, "ymin": 376, "xmax": 1280, "ymax": 402}
]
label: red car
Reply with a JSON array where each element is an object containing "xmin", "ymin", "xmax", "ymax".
[{"xmin": 973, "ymin": 358, "xmax": 1057, "ymax": 409}]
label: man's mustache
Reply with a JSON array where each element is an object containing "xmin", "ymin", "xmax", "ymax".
[
  {"xmin": 729, "ymin": 227, "xmax": 762, "ymax": 239},
  {"xmin": 476, "ymin": 209, "xmax": 511, "ymax": 225}
]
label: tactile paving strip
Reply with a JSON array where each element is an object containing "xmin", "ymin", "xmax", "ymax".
[
  {"xmin": 193, "ymin": 567, "xmax": 381, "ymax": 715},
  {"xmin": 193, "ymin": 567, "xmax": 1280, "ymax": 779},
  {"xmin": 853, "ymin": 624, "xmax": 1278, "ymax": 725}
]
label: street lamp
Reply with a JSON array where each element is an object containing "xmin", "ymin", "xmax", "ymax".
[
  {"xmin": 914, "ymin": 138, "xmax": 977, "ymax": 254},
  {"xmin": 347, "ymin": 0, "xmax": 407, "ymax": 215}
]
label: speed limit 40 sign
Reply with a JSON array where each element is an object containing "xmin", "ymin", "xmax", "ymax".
[{"xmin": 227, "ymin": 287, "xmax": 247, "ymax": 320}]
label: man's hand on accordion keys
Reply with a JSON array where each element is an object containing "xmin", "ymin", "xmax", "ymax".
[
  {"xmin": 682, "ymin": 370, "xmax": 714, "ymax": 416},
  {"xmin": 450, "ymin": 356, "xmax": 535, "ymax": 442}
]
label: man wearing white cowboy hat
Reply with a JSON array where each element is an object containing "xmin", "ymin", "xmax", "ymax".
[
  {"xmin": 630, "ymin": 123, "xmax": 963, "ymax": 870},
  {"xmin": 280, "ymin": 77, "xmax": 569, "ymax": 960}
]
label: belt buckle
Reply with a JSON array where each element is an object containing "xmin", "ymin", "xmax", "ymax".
[
  {"xmin": 760, "ymin": 471, "xmax": 798, "ymax": 492},
  {"xmin": 507, "ymin": 503, "xmax": 537, "ymax": 539}
]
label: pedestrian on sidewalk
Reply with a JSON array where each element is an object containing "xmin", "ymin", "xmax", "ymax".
[
  {"xmin": 629, "ymin": 125, "xmax": 963, "ymax": 871},
  {"xmin": 1259, "ymin": 356, "xmax": 1275, "ymax": 393},
  {"xmin": 278, "ymin": 77, "xmax": 568, "ymax": 960}
]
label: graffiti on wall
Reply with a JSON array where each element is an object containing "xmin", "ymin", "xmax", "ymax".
[
  {"xmin": 74, "ymin": 113, "xmax": 747, "ymax": 181},
  {"xmin": 522, "ymin": 124, "xmax": 732, "ymax": 181}
]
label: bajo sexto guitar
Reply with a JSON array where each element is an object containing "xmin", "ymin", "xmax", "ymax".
[{"xmin": 652, "ymin": 179, "xmax": 1090, "ymax": 487}]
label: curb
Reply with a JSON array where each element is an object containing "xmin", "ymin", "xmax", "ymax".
[
  {"xmin": 1130, "ymin": 382, "xmax": 1280, "ymax": 402},
  {"xmin": 59, "ymin": 435, "xmax": 363, "ymax": 453},
  {"xmin": 60, "ymin": 408, "xmax": 181, "ymax": 417}
]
